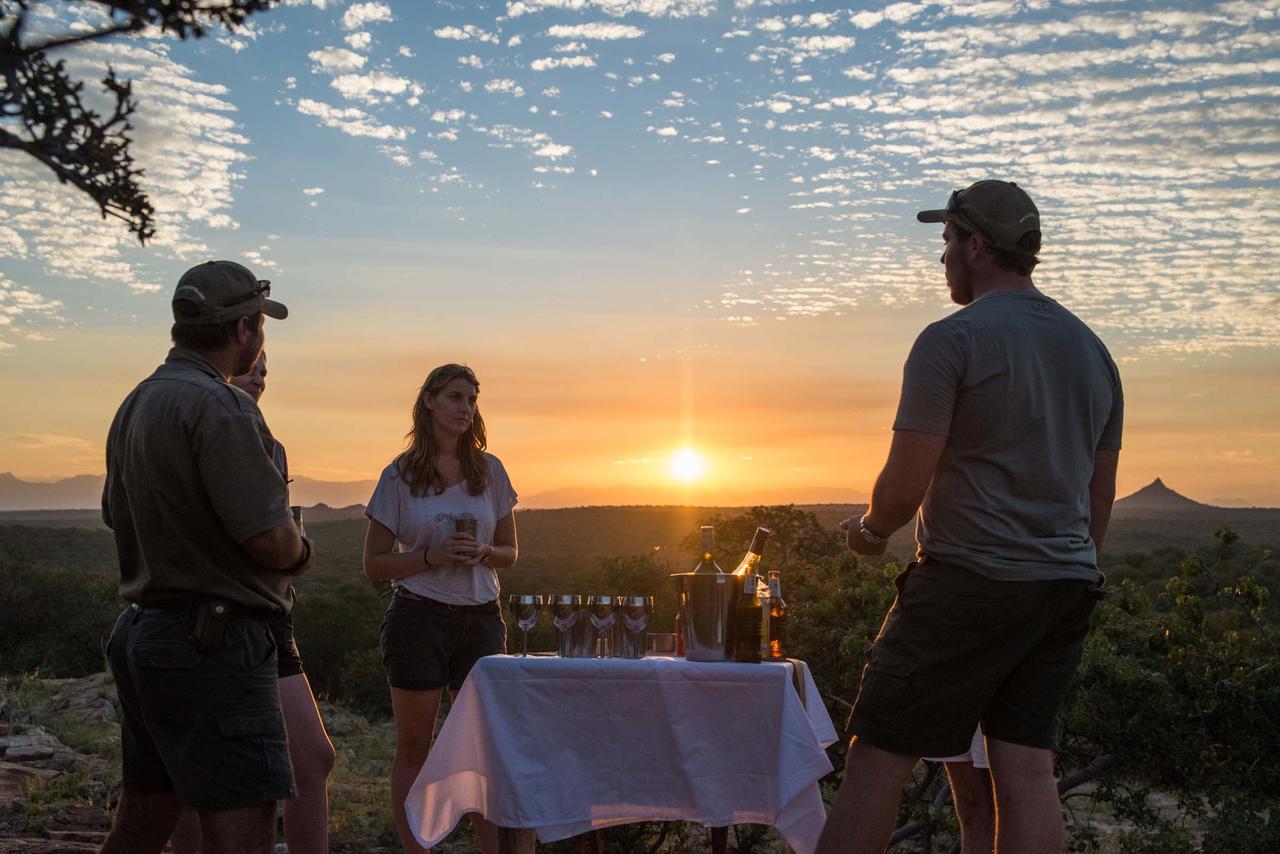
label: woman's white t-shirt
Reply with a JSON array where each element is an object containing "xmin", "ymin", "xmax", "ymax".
[{"xmin": 365, "ymin": 452, "xmax": 518, "ymax": 605}]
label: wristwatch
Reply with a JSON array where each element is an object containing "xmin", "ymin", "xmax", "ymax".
[{"xmin": 858, "ymin": 514, "xmax": 888, "ymax": 546}]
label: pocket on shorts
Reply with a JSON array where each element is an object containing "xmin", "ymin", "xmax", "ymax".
[
  {"xmin": 132, "ymin": 640, "xmax": 202, "ymax": 669},
  {"xmin": 857, "ymin": 642, "xmax": 919, "ymax": 715},
  {"xmin": 218, "ymin": 709, "xmax": 292, "ymax": 780}
]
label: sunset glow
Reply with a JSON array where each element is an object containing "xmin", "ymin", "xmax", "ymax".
[
  {"xmin": 669, "ymin": 449, "xmax": 706, "ymax": 485},
  {"xmin": 0, "ymin": 1, "xmax": 1276, "ymax": 507}
]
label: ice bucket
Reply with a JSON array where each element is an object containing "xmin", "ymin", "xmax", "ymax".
[{"xmin": 671, "ymin": 572, "xmax": 741, "ymax": 662}]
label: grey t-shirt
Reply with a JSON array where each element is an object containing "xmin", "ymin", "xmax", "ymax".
[
  {"xmin": 103, "ymin": 348, "xmax": 294, "ymax": 612},
  {"xmin": 894, "ymin": 292, "xmax": 1123, "ymax": 582},
  {"xmin": 365, "ymin": 453, "xmax": 518, "ymax": 605}
]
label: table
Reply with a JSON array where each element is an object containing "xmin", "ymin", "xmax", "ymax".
[{"xmin": 407, "ymin": 655, "xmax": 838, "ymax": 853}]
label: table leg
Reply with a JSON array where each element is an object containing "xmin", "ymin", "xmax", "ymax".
[
  {"xmin": 497, "ymin": 826, "xmax": 537, "ymax": 854},
  {"xmin": 710, "ymin": 825, "xmax": 728, "ymax": 854},
  {"xmin": 571, "ymin": 830, "xmax": 602, "ymax": 854}
]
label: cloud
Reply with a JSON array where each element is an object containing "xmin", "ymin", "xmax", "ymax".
[
  {"xmin": 296, "ymin": 98, "xmax": 412, "ymax": 140},
  {"xmin": 308, "ymin": 46, "xmax": 366, "ymax": 72},
  {"xmin": 531, "ymin": 55, "xmax": 597, "ymax": 71},
  {"xmin": 330, "ymin": 71, "xmax": 417, "ymax": 103},
  {"xmin": 302, "ymin": 187, "xmax": 325, "ymax": 196},
  {"xmin": 485, "ymin": 78, "xmax": 526, "ymax": 97},
  {"xmin": 342, "ymin": 2, "xmax": 392, "ymax": 30},
  {"xmin": 534, "ymin": 143, "xmax": 574, "ymax": 158},
  {"xmin": 507, "ymin": 0, "xmax": 715, "ymax": 17},
  {"xmin": 546, "ymin": 22, "xmax": 646, "ymax": 39},
  {"xmin": 435, "ymin": 25, "xmax": 499, "ymax": 43}
]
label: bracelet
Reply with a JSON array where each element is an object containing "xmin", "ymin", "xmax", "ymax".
[
  {"xmin": 422, "ymin": 547, "xmax": 433, "ymax": 567},
  {"xmin": 285, "ymin": 537, "xmax": 313, "ymax": 576},
  {"xmin": 858, "ymin": 514, "xmax": 888, "ymax": 546}
]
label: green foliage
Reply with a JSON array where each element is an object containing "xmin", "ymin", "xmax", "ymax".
[{"xmin": 0, "ymin": 547, "xmax": 119, "ymax": 677}]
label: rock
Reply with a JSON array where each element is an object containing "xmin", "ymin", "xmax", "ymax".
[
  {"xmin": 1, "ymin": 748, "xmax": 54, "ymax": 763},
  {"xmin": 0, "ymin": 761, "xmax": 60, "ymax": 801}
]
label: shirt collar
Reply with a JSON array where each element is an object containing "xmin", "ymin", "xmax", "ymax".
[{"xmin": 165, "ymin": 347, "xmax": 227, "ymax": 381}]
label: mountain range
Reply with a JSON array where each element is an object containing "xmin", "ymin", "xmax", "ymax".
[{"xmin": 0, "ymin": 471, "xmax": 1269, "ymax": 514}]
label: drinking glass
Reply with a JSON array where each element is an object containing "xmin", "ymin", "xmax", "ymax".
[
  {"xmin": 587, "ymin": 594, "xmax": 616, "ymax": 658},
  {"xmin": 619, "ymin": 595, "xmax": 654, "ymax": 659},
  {"xmin": 454, "ymin": 514, "xmax": 478, "ymax": 537},
  {"xmin": 508, "ymin": 594, "xmax": 543, "ymax": 656},
  {"xmin": 548, "ymin": 594, "xmax": 580, "ymax": 657}
]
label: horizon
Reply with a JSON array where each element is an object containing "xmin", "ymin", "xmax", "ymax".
[
  {"xmin": 2, "ymin": 0, "xmax": 1279, "ymax": 506},
  {"xmin": 4, "ymin": 469, "xmax": 1276, "ymax": 512}
]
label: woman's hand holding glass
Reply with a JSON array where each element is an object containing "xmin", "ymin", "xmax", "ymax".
[{"xmin": 425, "ymin": 532, "xmax": 486, "ymax": 567}]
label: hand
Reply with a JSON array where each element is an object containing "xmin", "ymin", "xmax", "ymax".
[
  {"xmin": 445, "ymin": 532, "xmax": 486, "ymax": 567},
  {"xmin": 839, "ymin": 516, "xmax": 889, "ymax": 556}
]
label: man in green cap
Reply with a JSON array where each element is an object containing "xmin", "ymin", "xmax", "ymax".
[
  {"xmin": 100, "ymin": 260, "xmax": 313, "ymax": 854},
  {"xmin": 819, "ymin": 181, "xmax": 1123, "ymax": 853}
]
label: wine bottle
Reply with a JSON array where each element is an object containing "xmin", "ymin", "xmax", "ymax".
[
  {"xmin": 693, "ymin": 526, "xmax": 722, "ymax": 574},
  {"xmin": 733, "ymin": 572, "xmax": 763, "ymax": 663},
  {"xmin": 731, "ymin": 527, "xmax": 772, "ymax": 576},
  {"xmin": 767, "ymin": 570, "xmax": 787, "ymax": 660}
]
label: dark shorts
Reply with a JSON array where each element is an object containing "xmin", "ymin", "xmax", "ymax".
[
  {"xmin": 848, "ymin": 560, "xmax": 1101, "ymax": 757},
  {"xmin": 107, "ymin": 605, "xmax": 296, "ymax": 811},
  {"xmin": 269, "ymin": 611, "xmax": 305, "ymax": 678},
  {"xmin": 380, "ymin": 591, "xmax": 506, "ymax": 691}
]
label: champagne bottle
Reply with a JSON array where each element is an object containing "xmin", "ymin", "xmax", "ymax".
[
  {"xmin": 693, "ymin": 526, "xmax": 722, "ymax": 574},
  {"xmin": 731, "ymin": 527, "xmax": 772, "ymax": 576},
  {"xmin": 767, "ymin": 570, "xmax": 787, "ymax": 660},
  {"xmin": 733, "ymin": 572, "xmax": 763, "ymax": 663}
]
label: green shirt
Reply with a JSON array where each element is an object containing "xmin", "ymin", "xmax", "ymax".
[
  {"xmin": 894, "ymin": 292, "xmax": 1123, "ymax": 582},
  {"xmin": 103, "ymin": 348, "xmax": 293, "ymax": 612}
]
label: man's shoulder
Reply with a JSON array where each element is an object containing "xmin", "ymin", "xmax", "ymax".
[{"xmin": 149, "ymin": 363, "xmax": 258, "ymax": 417}]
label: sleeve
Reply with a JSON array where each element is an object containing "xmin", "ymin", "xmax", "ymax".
[
  {"xmin": 488, "ymin": 455, "xmax": 518, "ymax": 520},
  {"xmin": 1097, "ymin": 365, "xmax": 1124, "ymax": 451},
  {"xmin": 891, "ymin": 321, "xmax": 967, "ymax": 437},
  {"xmin": 191, "ymin": 399, "xmax": 291, "ymax": 544},
  {"xmin": 365, "ymin": 463, "xmax": 402, "ymax": 537}
]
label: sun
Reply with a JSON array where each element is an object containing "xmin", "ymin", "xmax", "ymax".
[{"xmin": 669, "ymin": 448, "xmax": 706, "ymax": 483}]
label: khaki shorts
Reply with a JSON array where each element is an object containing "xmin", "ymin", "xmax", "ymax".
[{"xmin": 848, "ymin": 560, "xmax": 1101, "ymax": 757}]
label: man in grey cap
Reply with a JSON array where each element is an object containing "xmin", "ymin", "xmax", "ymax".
[
  {"xmin": 100, "ymin": 260, "xmax": 313, "ymax": 854},
  {"xmin": 818, "ymin": 181, "xmax": 1123, "ymax": 853}
]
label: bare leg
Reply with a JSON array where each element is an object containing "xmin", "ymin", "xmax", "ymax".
[
  {"xmin": 390, "ymin": 687, "xmax": 443, "ymax": 854},
  {"xmin": 100, "ymin": 789, "xmax": 180, "ymax": 854},
  {"xmin": 815, "ymin": 737, "xmax": 918, "ymax": 854},
  {"xmin": 945, "ymin": 762, "xmax": 995, "ymax": 854},
  {"xmin": 200, "ymin": 802, "xmax": 278, "ymax": 854},
  {"xmin": 170, "ymin": 811, "xmax": 202, "ymax": 854},
  {"xmin": 279, "ymin": 672, "xmax": 336, "ymax": 853},
  {"xmin": 985, "ymin": 738, "xmax": 1062, "ymax": 853}
]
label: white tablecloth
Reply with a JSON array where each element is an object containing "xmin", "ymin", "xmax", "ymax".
[{"xmin": 407, "ymin": 655, "xmax": 837, "ymax": 853}]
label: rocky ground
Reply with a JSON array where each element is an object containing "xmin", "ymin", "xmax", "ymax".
[{"xmin": 0, "ymin": 674, "xmax": 483, "ymax": 854}]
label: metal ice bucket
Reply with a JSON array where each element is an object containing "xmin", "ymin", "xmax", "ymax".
[{"xmin": 671, "ymin": 572, "xmax": 742, "ymax": 662}]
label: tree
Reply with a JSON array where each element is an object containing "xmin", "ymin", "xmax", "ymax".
[{"xmin": 0, "ymin": 0, "xmax": 276, "ymax": 243}]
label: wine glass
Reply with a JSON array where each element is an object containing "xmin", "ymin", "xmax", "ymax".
[
  {"xmin": 619, "ymin": 595, "xmax": 654, "ymax": 658},
  {"xmin": 587, "ymin": 594, "xmax": 616, "ymax": 658},
  {"xmin": 508, "ymin": 594, "xmax": 543, "ymax": 656},
  {"xmin": 548, "ymin": 594, "xmax": 580, "ymax": 657}
]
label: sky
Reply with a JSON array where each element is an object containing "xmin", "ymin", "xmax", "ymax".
[{"xmin": 1, "ymin": 0, "xmax": 1278, "ymax": 507}]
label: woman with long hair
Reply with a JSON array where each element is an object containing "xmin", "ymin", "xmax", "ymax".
[{"xmin": 362, "ymin": 363, "xmax": 518, "ymax": 854}]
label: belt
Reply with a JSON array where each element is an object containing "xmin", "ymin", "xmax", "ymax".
[
  {"xmin": 129, "ymin": 600, "xmax": 281, "ymax": 622},
  {"xmin": 393, "ymin": 588, "xmax": 499, "ymax": 613}
]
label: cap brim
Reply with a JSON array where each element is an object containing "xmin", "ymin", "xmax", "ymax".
[
  {"xmin": 263, "ymin": 298, "xmax": 289, "ymax": 320},
  {"xmin": 917, "ymin": 209, "xmax": 947, "ymax": 223}
]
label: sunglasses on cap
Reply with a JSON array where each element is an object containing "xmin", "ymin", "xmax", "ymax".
[{"xmin": 224, "ymin": 280, "xmax": 272, "ymax": 308}]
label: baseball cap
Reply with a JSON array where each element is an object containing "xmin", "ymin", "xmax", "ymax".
[
  {"xmin": 171, "ymin": 260, "xmax": 288, "ymax": 326},
  {"xmin": 916, "ymin": 180, "xmax": 1040, "ymax": 255}
]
